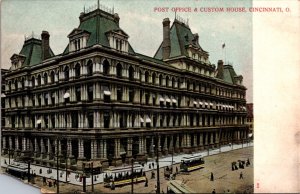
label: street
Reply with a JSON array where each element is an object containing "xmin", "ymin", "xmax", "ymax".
[{"xmin": 1, "ymin": 142, "xmax": 253, "ymax": 193}]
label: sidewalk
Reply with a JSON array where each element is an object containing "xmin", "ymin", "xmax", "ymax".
[{"xmin": 1, "ymin": 141, "xmax": 253, "ymax": 186}]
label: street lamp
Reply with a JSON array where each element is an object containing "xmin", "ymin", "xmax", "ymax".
[{"xmin": 155, "ymin": 134, "xmax": 160, "ymax": 194}]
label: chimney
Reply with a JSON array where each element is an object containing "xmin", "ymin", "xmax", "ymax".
[
  {"xmin": 217, "ymin": 60, "xmax": 224, "ymax": 79},
  {"xmin": 162, "ymin": 18, "xmax": 171, "ymax": 60},
  {"xmin": 41, "ymin": 31, "xmax": 50, "ymax": 60}
]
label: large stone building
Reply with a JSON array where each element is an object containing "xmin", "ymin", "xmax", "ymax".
[{"xmin": 1, "ymin": 6, "xmax": 248, "ymax": 170}]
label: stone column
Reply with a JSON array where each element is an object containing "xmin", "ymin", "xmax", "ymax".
[
  {"xmin": 40, "ymin": 138, "xmax": 45, "ymax": 156},
  {"xmin": 91, "ymin": 140, "xmax": 98, "ymax": 159},
  {"xmin": 114, "ymin": 139, "xmax": 120, "ymax": 158},
  {"xmin": 210, "ymin": 133, "xmax": 214, "ymax": 146},
  {"xmin": 103, "ymin": 139, "xmax": 107, "ymax": 159},
  {"xmin": 193, "ymin": 134, "xmax": 197, "ymax": 148},
  {"xmin": 149, "ymin": 137, "xmax": 154, "ymax": 156},
  {"xmin": 127, "ymin": 138, "xmax": 132, "ymax": 157},
  {"xmin": 78, "ymin": 139, "xmax": 84, "ymax": 159}
]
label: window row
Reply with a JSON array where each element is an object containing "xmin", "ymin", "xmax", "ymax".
[{"xmin": 6, "ymin": 112, "xmax": 246, "ymax": 129}]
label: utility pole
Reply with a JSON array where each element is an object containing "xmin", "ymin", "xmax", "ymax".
[
  {"xmin": 171, "ymin": 149, "xmax": 174, "ymax": 174},
  {"xmin": 65, "ymin": 156, "xmax": 68, "ymax": 183},
  {"xmin": 131, "ymin": 158, "xmax": 134, "ymax": 194},
  {"xmin": 156, "ymin": 134, "xmax": 160, "ymax": 194},
  {"xmin": 91, "ymin": 162, "xmax": 94, "ymax": 192},
  {"xmin": 56, "ymin": 138, "xmax": 59, "ymax": 194}
]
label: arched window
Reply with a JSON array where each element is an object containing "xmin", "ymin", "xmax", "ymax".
[
  {"xmin": 21, "ymin": 78, "xmax": 25, "ymax": 89},
  {"xmin": 8, "ymin": 81, "xmax": 11, "ymax": 91},
  {"xmin": 152, "ymin": 73, "xmax": 156, "ymax": 84},
  {"xmin": 139, "ymin": 70, "xmax": 142, "ymax": 82},
  {"xmin": 145, "ymin": 71, "xmax": 149, "ymax": 83},
  {"xmin": 87, "ymin": 60, "xmax": 93, "ymax": 76},
  {"xmin": 103, "ymin": 60, "xmax": 110, "ymax": 75},
  {"xmin": 129, "ymin": 66, "xmax": 134, "ymax": 81},
  {"xmin": 64, "ymin": 66, "xmax": 69, "ymax": 81},
  {"xmin": 193, "ymin": 82, "xmax": 196, "ymax": 91},
  {"xmin": 50, "ymin": 71, "xmax": 55, "ymax": 83},
  {"xmin": 37, "ymin": 75, "xmax": 41, "ymax": 86},
  {"xmin": 43, "ymin": 73, "xmax": 48, "ymax": 85},
  {"xmin": 165, "ymin": 76, "xmax": 170, "ymax": 87},
  {"xmin": 75, "ymin": 63, "xmax": 80, "ymax": 78},
  {"xmin": 31, "ymin": 77, "xmax": 35, "ymax": 88},
  {"xmin": 172, "ymin": 77, "xmax": 176, "ymax": 88},
  {"xmin": 14, "ymin": 80, "xmax": 18, "ymax": 90},
  {"xmin": 159, "ymin": 74, "xmax": 163, "ymax": 86},
  {"xmin": 116, "ymin": 63, "xmax": 122, "ymax": 78},
  {"xmin": 187, "ymin": 80, "xmax": 190, "ymax": 90}
]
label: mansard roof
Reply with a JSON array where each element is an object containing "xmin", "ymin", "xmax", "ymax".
[
  {"xmin": 63, "ymin": 8, "xmax": 134, "ymax": 54},
  {"xmin": 154, "ymin": 19, "xmax": 208, "ymax": 60},
  {"xmin": 18, "ymin": 38, "xmax": 55, "ymax": 67}
]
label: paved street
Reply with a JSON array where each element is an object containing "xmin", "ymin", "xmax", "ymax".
[{"xmin": 1, "ymin": 142, "xmax": 253, "ymax": 193}]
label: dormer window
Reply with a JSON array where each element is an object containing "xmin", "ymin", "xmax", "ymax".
[
  {"xmin": 106, "ymin": 29, "xmax": 129, "ymax": 52},
  {"xmin": 68, "ymin": 28, "xmax": 90, "ymax": 52},
  {"xmin": 10, "ymin": 54, "xmax": 25, "ymax": 70}
]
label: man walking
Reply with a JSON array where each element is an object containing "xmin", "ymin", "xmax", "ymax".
[
  {"xmin": 210, "ymin": 172, "xmax": 214, "ymax": 181},
  {"xmin": 240, "ymin": 172, "xmax": 243, "ymax": 179}
]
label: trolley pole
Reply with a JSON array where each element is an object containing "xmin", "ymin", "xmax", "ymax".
[
  {"xmin": 156, "ymin": 134, "xmax": 160, "ymax": 194},
  {"xmin": 131, "ymin": 158, "xmax": 134, "ymax": 194},
  {"xmin": 56, "ymin": 139, "xmax": 59, "ymax": 194},
  {"xmin": 91, "ymin": 162, "xmax": 94, "ymax": 192}
]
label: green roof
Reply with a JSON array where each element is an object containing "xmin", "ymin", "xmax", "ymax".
[
  {"xmin": 63, "ymin": 9, "xmax": 135, "ymax": 54},
  {"xmin": 154, "ymin": 19, "xmax": 206, "ymax": 59},
  {"xmin": 19, "ymin": 38, "xmax": 54, "ymax": 67},
  {"xmin": 222, "ymin": 65, "xmax": 238, "ymax": 84}
]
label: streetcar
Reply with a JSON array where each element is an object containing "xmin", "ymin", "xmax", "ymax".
[
  {"xmin": 180, "ymin": 154, "xmax": 205, "ymax": 172},
  {"xmin": 103, "ymin": 163, "xmax": 146, "ymax": 187}
]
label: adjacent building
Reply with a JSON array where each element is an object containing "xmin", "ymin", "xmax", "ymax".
[
  {"xmin": 1, "ymin": 6, "xmax": 248, "ymax": 171},
  {"xmin": 246, "ymin": 103, "xmax": 253, "ymax": 137}
]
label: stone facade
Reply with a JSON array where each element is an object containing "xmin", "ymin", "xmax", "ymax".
[{"xmin": 1, "ymin": 7, "xmax": 248, "ymax": 171}]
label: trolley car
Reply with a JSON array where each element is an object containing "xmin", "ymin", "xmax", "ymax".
[
  {"xmin": 103, "ymin": 163, "xmax": 146, "ymax": 187},
  {"xmin": 180, "ymin": 154, "xmax": 204, "ymax": 172}
]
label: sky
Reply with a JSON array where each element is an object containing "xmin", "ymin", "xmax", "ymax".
[{"xmin": 0, "ymin": 0, "xmax": 253, "ymax": 102}]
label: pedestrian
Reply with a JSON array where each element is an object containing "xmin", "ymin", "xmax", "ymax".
[
  {"xmin": 145, "ymin": 177, "xmax": 148, "ymax": 187},
  {"xmin": 210, "ymin": 172, "xmax": 214, "ymax": 181},
  {"xmin": 151, "ymin": 171, "xmax": 155, "ymax": 179},
  {"xmin": 240, "ymin": 172, "xmax": 243, "ymax": 179},
  {"xmin": 43, "ymin": 177, "xmax": 46, "ymax": 186},
  {"xmin": 176, "ymin": 166, "xmax": 178, "ymax": 174},
  {"xmin": 53, "ymin": 180, "xmax": 56, "ymax": 187},
  {"xmin": 212, "ymin": 189, "xmax": 216, "ymax": 194},
  {"xmin": 152, "ymin": 162, "xmax": 154, "ymax": 168},
  {"xmin": 149, "ymin": 163, "xmax": 151, "ymax": 169}
]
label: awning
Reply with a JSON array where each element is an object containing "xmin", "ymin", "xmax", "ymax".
[
  {"xmin": 171, "ymin": 97, "xmax": 177, "ymax": 103},
  {"xmin": 1, "ymin": 93, "xmax": 6, "ymax": 98},
  {"xmin": 159, "ymin": 97, "xmax": 165, "ymax": 102},
  {"xmin": 140, "ymin": 118, "xmax": 144, "ymax": 122},
  {"xmin": 205, "ymin": 102, "xmax": 208, "ymax": 105},
  {"xmin": 165, "ymin": 97, "xmax": 171, "ymax": 103},
  {"xmin": 209, "ymin": 103, "xmax": 213, "ymax": 106},
  {"xmin": 193, "ymin": 101, "xmax": 198, "ymax": 105},
  {"xmin": 63, "ymin": 92, "xmax": 70, "ymax": 99},
  {"xmin": 248, "ymin": 133, "xmax": 253, "ymax": 138},
  {"xmin": 146, "ymin": 116, "xmax": 151, "ymax": 123},
  {"xmin": 37, "ymin": 119, "xmax": 42, "ymax": 124},
  {"xmin": 199, "ymin": 102, "xmax": 203, "ymax": 105},
  {"xmin": 103, "ymin": 86, "xmax": 111, "ymax": 95}
]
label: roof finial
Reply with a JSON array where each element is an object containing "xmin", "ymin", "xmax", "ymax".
[
  {"xmin": 97, "ymin": 0, "xmax": 100, "ymax": 9},
  {"xmin": 175, "ymin": 11, "xmax": 177, "ymax": 20},
  {"xmin": 84, "ymin": 5, "xmax": 85, "ymax": 13}
]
